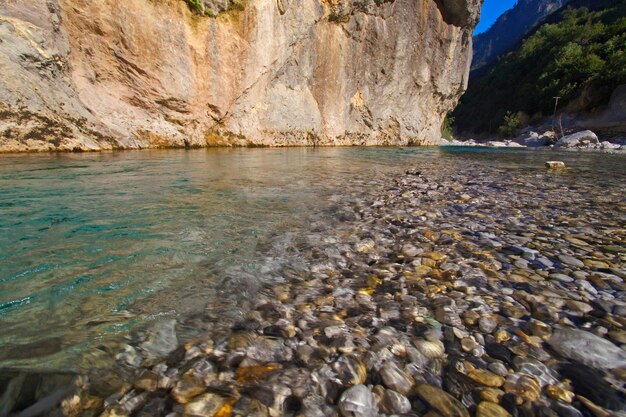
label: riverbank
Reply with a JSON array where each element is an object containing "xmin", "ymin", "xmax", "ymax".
[
  {"xmin": 58, "ymin": 153, "xmax": 626, "ymax": 416},
  {"xmin": 446, "ymin": 129, "xmax": 626, "ymax": 154},
  {"xmin": 2, "ymin": 148, "xmax": 624, "ymax": 417}
]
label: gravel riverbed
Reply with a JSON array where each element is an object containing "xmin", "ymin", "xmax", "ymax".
[{"xmin": 28, "ymin": 154, "xmax": 626, "ymax": 417}]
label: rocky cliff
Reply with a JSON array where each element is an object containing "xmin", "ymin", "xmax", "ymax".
[{"xmin": 0, "ymin": 0, "xmax": 481, "ymax": 152}]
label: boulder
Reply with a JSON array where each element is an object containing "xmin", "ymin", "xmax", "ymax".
[
  {"xmin": 515, "ymin": 131, "xmax": 554, "ymax": 147},
  {"xmin": 555, "ymin": 131, "xmax": 599, "ymax": 148}
]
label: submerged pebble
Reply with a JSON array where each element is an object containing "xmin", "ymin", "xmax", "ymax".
[{"xmin": 41, "ymin": 157, "xmax": 625, "ymax": 417}]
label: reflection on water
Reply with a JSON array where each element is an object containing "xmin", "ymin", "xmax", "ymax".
[{"xmin": 0, "ymin": 147, "xmax": 624, "ymax": 372}]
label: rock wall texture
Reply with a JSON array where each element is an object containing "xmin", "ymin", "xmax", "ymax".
[{"xmin": 0, "ymin": 0, "xmax": 481, "ymax": 152}]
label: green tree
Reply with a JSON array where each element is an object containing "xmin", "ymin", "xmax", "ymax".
[{"xmin": 498, "ymin": 111, "xmax": 521, "ymax": 138}]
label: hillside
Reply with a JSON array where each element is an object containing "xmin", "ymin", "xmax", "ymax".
[
  {"xmin": 454, "ymin": 0, "xmax": 626, "ymax": 135},
  {"xmin": 472, "ymin": 0, "xmax": 567, "ymax": 71}
]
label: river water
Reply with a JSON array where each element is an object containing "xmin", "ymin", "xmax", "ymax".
[{"xmin": 0, "ymin": 147, "xmax": 624, "ymax": 375}]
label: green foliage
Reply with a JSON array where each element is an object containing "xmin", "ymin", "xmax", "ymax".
[
  {"xmin": 454, "ymin": 1, "xmax": 626, "ymax": 134},
  {"xmin": 184, "ymin": 0, "xmax": 204, "ymax": 14},
  {"xmin": 498, "ymin": 111, "xmax": 522, "ymax": 137},
  {"xmin": 441, "ymin": 114, "xmax": 455, "ymax": 140}
]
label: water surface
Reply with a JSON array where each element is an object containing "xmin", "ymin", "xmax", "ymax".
[{"xmin": 0, "ymin": 147, "xmax": 624, "ymax": 372}]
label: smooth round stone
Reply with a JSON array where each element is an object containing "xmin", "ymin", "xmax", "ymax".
[
  {"xmin": 468, "ymin": 369, "xmax": 505, "ymax": 387},
  {"xmin": 140, "ymin": 319, "xmax": 178, "ymax": 358},
  {"xmin": 402, "ymin": 244, "xmax": 421, "ymax": 258},
  {"xmin": 565, "ymin": 300, "xmax": 593, "ymax": 314},
  {"xmin": 503, "ymin": 304, "xmax": 528, "ymax": 319},
  {"xmin": 503, "ymin": 374, "xmax": 541, "ymax": 402},
  {"xmin": 381, "ymin": 389, "xmax": 412, "ymax": 414},
  {"xmin": 355, "ymin": 239, "xmax": 376, "ymax": 254},
  {"xmin": 183, "ymin": 393, "xmax": 226, "ymax": 417},
  {"xmin": 494, "ymin": 330, "xmax": 510, "ymax": 343},
  {"xmin": 476, "ymin": 401, "xmax": 511, "ymax": 417},
  {"xmin": 545, "ymin": 161, "xmax": 566, "ymax": 170},
  {"xmin": 548, "ymin": 328, "xmax": 626, "ymax": 370},
  {"xmin": 461, "ymin": 338, "xmax": 478, "ymax": 352},
  {"xmin": 608, "ymin": 330, "xmax": 626, "ymax": 344},
  {"xmin": 514, "ymin": 260, "xmax": 529, "ymax": 269},
  {"xmin": 558, "ymin": 255, "xmax": 585, "ymax": 268},
  {"xmin": 550, "ymin": 273, "xmax": 574, "ymax": 283},
  {"xmin": 480, "ymin": 388, "xmax": 504, "ymax": 403},
  {"xmin": 338, "ymin": 385, "xmax": 378, "ymax": 417},
  {"xmin": 513, "ymin": 358, "xmax": 557, "ymax": 387},
  {"xmin": 546, "ymin": 384, "xmax": 575, "ymax": 403},
  {"xmin": 333, "ymin": 355, "xmax": 367, "ymax": 386},
  {"xmin": 380, "ymin": 361, "xmax": 414, "ymax": 395},
  {"xmin": 584, "ymin": 259, "xmax": 609, "ymax": 268},
  {"xmin": 416, "ymin": 384, "xmax": 470, "ymax": 417},
  {"xmin": 171, "ymin": 372, "xmax": 206, "ymax": 404},
  {"xmin": 463, "ymin": 310, "xmax": 481, "ymax": 325},
  {"xmin": 488, "ymin": 362, "xmax": 509, "ymax": 377},
  {"xmin": 479, "ymin": 316, "xmax": 498, "ymax": 334},
  {"xmin": 536, "ymin": 257, "xmax": 554, "ymax": 268}
]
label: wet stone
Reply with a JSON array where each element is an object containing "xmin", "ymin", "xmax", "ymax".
[
  {"xmin": 548, "ymin": 328, "xmax": 626, "ymax": 370},
  {"xmin": 139, "ymin": 319, "xmax": 178, "ymax": 359},
  {"xmin": 183, "ymin": 393, "xmax": 227, "ymax": 417},
  {"xmin": 468, "ymin": 369, "xmax": 505, "ymax": 387},
  {"xmin": 477, "ymin": 401, "xmax": 512, "ymax": 417},
  {"xmin": 172, "ymin": 371, "xmax": 206, "ymax": 404},
  {"xmin": 56, "ymin": 159, "xmax": 626, "ymax": 417},
  {"xmin": 333, "ymin": 355, "xmax": 367, "ymax": 386},
  {"xmin": 338, "ymin": 384, "xmax": 378, "ymax": 417},
  {"xmin": 557, "ymin": 255, "xmax": 584, "ymax": 268},
  {"xmin": 513, "ymin": 358, "xmax": 557, "ymax": 387},
  {"xmin": 381, "ymin": 389, "xmax": 412, "ymax": 414},
  {"xmin": 503, "ymin": 374, "xmax": 541, "ymax": 403},
  {"xmin": 380, "ymin": 361, "xmax": 414, "ymax": 395},
  {"xmin": 416, "ymin": 384, "xmax": 470, "ymax": 417},
  {"xmin": 479, "ymin": 316, "xmax": 498, "ymax": 334}
]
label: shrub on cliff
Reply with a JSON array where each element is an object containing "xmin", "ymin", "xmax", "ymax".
[{"xmin": 185, "ymin": 0, "xmax": 204, "ymax": 13}]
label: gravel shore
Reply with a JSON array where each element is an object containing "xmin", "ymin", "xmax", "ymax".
[{"xmin": 45, "ymin": 156, "xmax": 626, "ymax": 417}]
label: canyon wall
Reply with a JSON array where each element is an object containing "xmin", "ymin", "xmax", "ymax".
[{"xmin": 0, "ymin": 0, "xmax": 481, "ymax": 152}]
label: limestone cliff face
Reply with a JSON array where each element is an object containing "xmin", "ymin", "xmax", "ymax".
[{"xmin": 0, "ymin": 0, "xmax": 481, "ymax": 152}]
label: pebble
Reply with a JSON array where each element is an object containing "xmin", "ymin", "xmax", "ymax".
[
  {"xmin": 380, "ymin": 361, "xmax": 414, "ymax": 395},
  {"xmin": 50, "ymin": 161, "xmax": 625, "ymax": 417},
  {"xmin": 183, "ymin": 393, "xmax": 226, "ymax": 417},
  {"xmin": 468, "ymin": 369, "xmax": 505, "ymax": 387},
  {"xmin": 381, "ymin": 389, "xmax": 411, "ymax": 414},
  {"xmin": 416, "ymin": 384, "xmax": 470, "ymax": 417},
  {"xmin": 476, "ymin": 401, "xmax": 512, "ymax": 417},
  {"xmin": 545, "ymin": 161, "xmax": 566, "ymax": 169},
  {"xmin": 557, "ymin": 255, "xmax": 585, "ymax": 268},
  {"xmin": 548, "ymin": 328, "xmax": 626, "ymax": 370},
  {"xmin": 479, "ymin": 316, "xmax": 498, "ymax": 334},
  {"xmin": 139, "ymin": 319, "xmax": 178, "ymax": 358},
  {"xmin": 338, "ymin": 385, "xmax": 378, "ymax": 417}
]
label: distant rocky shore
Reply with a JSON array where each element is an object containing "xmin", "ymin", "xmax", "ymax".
[
  {"xmin": 20, "ymin": 156, "xmax": 623, "ymax": 417},
  {"xmin": 444, "ymin": 130, "xmax": 626, "ymax": 153}
]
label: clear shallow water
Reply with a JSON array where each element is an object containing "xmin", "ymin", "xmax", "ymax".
[{"xmin": 0, "ymin": 147, "xmax": 624, "ymax": 372}]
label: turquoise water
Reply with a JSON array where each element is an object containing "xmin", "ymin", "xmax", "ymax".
[{"xmin": 0, "ymin": 147, "xmax": 624, "ymax": 372}]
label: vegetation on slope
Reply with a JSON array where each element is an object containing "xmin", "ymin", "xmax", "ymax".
[
  {"xmin": 454, "ymin": 0, "xmax": 626, "ymax": 135},
  {"xmin": 183, "ymin": 0, "xmax": 246, "ymax": 17},
  {"xmin": 472, "ymin": 0, "xmax": 567, "ymax": 71}
]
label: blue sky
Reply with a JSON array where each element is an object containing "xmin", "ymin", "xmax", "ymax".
[{"xmin": 475, "ymin": 0, "xmax": 518, "ymax": 34}]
